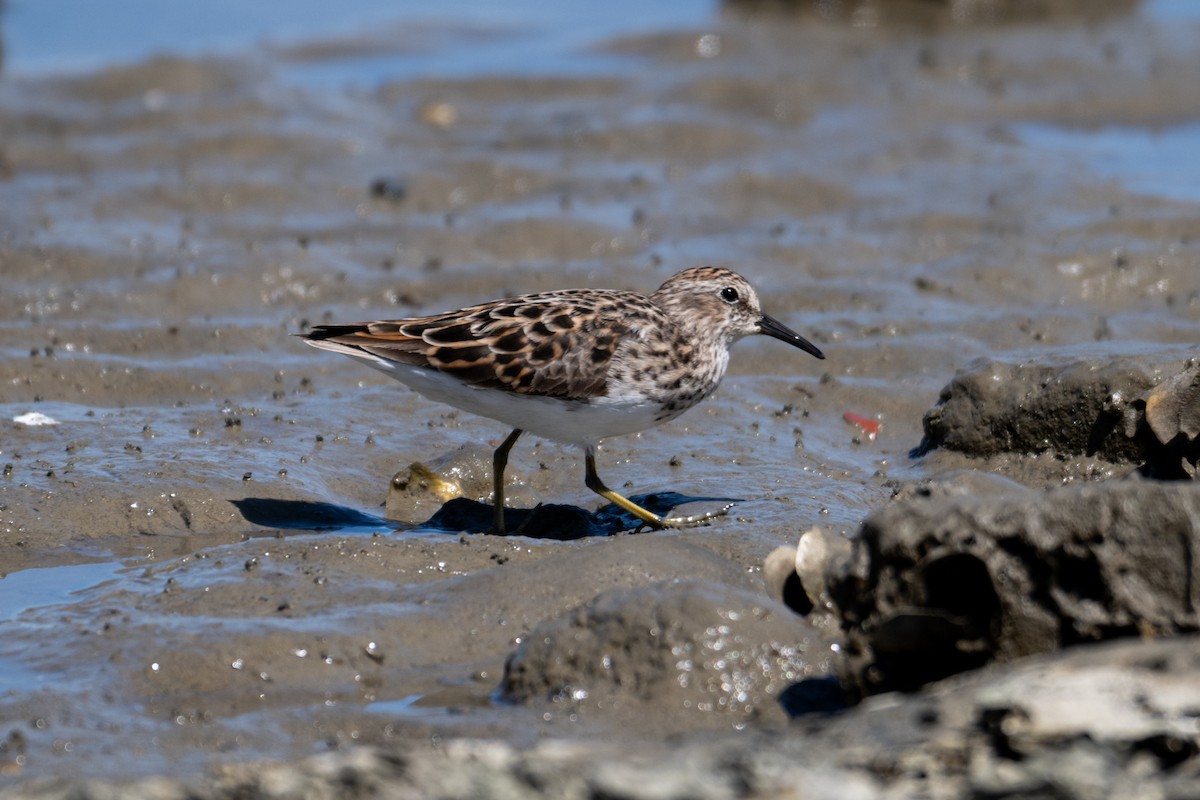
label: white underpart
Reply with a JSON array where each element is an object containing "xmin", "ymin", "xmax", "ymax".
[{"xmin": 306, "ymin": 340, "xmax": 668, "ymax": 447}]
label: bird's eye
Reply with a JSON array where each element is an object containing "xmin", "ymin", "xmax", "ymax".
[{"xmin": 720, "ymin": 286, "xmax": 739, "ymax": 304}]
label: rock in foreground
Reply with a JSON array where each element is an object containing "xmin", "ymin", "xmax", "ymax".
[
  {"xmin": 14, "ymin": 635, "xmax": 1199, "ymax": 800},
  {"xmin": 828, "ymin": 479, "xmax": 1200, "ymax": 693}
]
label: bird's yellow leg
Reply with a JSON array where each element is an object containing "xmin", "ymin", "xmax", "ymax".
[
  {"xmin": 490, "ymin": 428, "xmax": 523, "ymax": 534},
  {"xmin": 583, "ymin": 450, "xmax": 730, "ymax": 530}
]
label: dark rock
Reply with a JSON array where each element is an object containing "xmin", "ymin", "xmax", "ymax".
[
  {"xmin": 918, "ymin": 357, "xmax": 1200, "ymax": 477},
  {"xmin": 827, "ymin": 479, "xmax": 1200, "ymax": 694}
]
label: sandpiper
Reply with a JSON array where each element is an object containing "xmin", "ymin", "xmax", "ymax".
[{"xmin": 301, "ymin": 266, "xmax": 824, "ymax": 533}]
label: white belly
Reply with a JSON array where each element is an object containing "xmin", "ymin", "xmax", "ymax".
[{"xmin": 322, "ymin": 344, "xmax": 667, "ymax": 447}]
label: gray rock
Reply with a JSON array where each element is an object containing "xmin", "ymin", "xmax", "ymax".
[
  {"xmin": 500, "ymin": 579, "xmax": 846, "ymax": 723},
  {"xmin": 810, "ymin": 634, "xmax": 1200, "ymax": 800}
]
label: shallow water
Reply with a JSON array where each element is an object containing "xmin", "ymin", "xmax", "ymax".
[
  {"xmin": 0, "ymin": 559, "xmax": 123, "ymax": 610},
  {"xmin": 1, "ymin": 0, "xmax": 1199, "ymax": 785},
  {"xmin": 1016, "ymin": 120, "xmax": 1200, "ymax": 203}
]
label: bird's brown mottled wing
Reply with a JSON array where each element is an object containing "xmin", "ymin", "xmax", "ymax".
[{"xmin": 302, "ymin": 289, "xmax": 640, "ymax": 399}]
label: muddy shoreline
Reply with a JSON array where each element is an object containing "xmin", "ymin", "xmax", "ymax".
[{"xmin": 2, "ymin": 2, "xmax": 1199, "ymax": 796}]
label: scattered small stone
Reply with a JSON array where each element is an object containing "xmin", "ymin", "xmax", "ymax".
[
  {"xmin": 369, "ymin": 177, "xmax": 407, "ymax": 202},
  {"xmin": 417, "ymin": 100, "xmax": 458, "ymax": 127}
]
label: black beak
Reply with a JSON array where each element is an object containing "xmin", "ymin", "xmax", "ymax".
[{"xmin": 759, "ymin": 313, "xmax": 825, "ymax": 360}]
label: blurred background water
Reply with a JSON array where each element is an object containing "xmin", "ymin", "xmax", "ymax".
[
  {"xmin": 6, "ymin": 0, "xmax": 1200, "ymax": 207},
  {"xmin": 2, "ymin": 0, "xmax": 713, "ymax": 81},
  {"xmin": 3, "ymin": 0, "xmax": 1198, "ymax": 82}
]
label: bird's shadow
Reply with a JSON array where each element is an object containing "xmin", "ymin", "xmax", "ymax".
[
  {"xmin": 231, "ymin": 492, "xmax": 739, "ymax": 540},
  {"xmin": 230, "ymin": 498, "xmax": 393, "ymax": 535}
]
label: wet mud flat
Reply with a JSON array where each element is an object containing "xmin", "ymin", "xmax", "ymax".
[{"xmin": 2, "ymin": 1, "xmax": 1200, "ymax": 797}]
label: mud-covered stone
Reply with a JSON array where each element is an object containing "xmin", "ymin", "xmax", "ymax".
[
  {"xmin": 919, "ymin": 357, "xmax": 1199, "ymax": 476},
  {"xmin": 828, "ymin": 479, "xmax": 1200, "ymax": 693},
  {"xmin": 385, "ymin": 443, "xmax": 500, "ymax": 523},
  {"xmin": 501, "ymin": 579, "xmax": 846, "ymax": 722}
]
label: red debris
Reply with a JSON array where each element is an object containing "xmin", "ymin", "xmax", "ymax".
[{"xmin": 843, "ymin": 411, "xmax": 880, "ymax": 441}]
